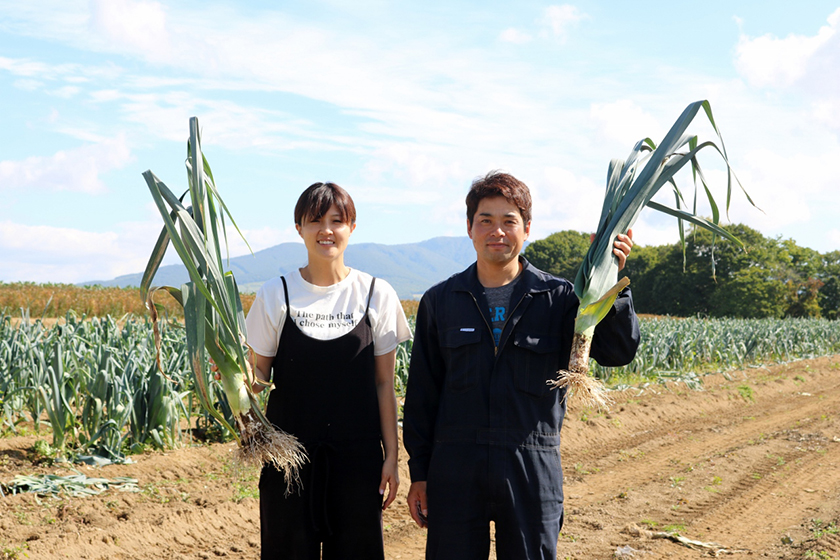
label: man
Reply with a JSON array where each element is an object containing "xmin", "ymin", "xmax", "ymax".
[{"xmin": 403, "ymin": 171, "xmax": 639, "ymax": 560}]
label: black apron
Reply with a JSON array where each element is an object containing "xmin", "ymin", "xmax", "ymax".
[{"xmin": 259, "ymin": 276, "xmax": 384, "ymax": 560}]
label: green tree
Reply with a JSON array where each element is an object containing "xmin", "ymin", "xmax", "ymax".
[
  {"xmin": 633, "ymin": 224, "xmax": 787, "ymax": 318},
  {"xmin": 778, "ymin": 240, "xmax": 824, "ymax": 317},
  {"xmin": 523, "ymin": 230, "xmax": 590, "ymax": 281},
  {"xmin": 710, "ymin": 267, "xmax": 786, "ymax": 318},
  {"xmin": 820, "ymin": 277, "xmax": 840, "ymax": 320},
  {"xmin": 622, "ymin": 243, "xmax": 679, "ymax": 315},
  {"xmin": 785, "ymin": 277, "xmax": 823, "ymax": 318},
  {"xmin": 529, "ymin": 224, "xmax": 837, "ymax": 320},
  {"xmin": 818, "ymin": 250, "xmax": 840, "ymax": 319}
]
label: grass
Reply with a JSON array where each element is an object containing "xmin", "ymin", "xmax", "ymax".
[
  {"xmin": 0, "ymin": 542, "xmax": 29, "ymax": 559},
  {"xmin": 810, "ymin": 519, "xmax": 839, "ymax": 539},
  {"xmin": 221, "ymin": 458, "xmax": 261, "ymax": 503},
  {"xmin": 804, "ymin": 551, "xmax": 836, "ymax": 560},
  {"xmin": 737, "ymin": 384, "xmax": 755, "ymax": 402}
]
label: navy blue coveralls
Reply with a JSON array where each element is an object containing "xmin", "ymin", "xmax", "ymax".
[
  {"xmin": 404, "ymin": 258, "xmax": 639, "ymax": 560},
  {"xmin": 259, "ymin": 277, "xmax": 384, "ymax": 560}
]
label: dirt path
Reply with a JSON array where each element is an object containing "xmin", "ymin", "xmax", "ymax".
[{"xmin": 2, "ymin": 356, "xmax": 839, "ymax": 559}]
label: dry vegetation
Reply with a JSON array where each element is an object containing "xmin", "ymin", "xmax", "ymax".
[{"xmin": 0, "ymin": 282, "xmax": 419, "ymax": 321}]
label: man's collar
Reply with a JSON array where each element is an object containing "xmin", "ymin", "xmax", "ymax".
[{"xmin": 454, "ymin": 256, "xmax": 551, "ymax": 295}]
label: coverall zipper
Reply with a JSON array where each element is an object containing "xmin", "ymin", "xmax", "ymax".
[{"xmin": 466, "ymin": 291, "xmax": 527, "ymax": 357}]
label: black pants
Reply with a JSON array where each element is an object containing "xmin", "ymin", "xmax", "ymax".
[
  {"xmin": 260, "ymin": 439, "xmax": 384, "ymax": 560},
  {"xmin": 424, "ymin": 442, "xmax": 564, "ymax": 560}
]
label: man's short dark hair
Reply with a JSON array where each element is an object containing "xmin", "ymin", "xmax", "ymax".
[
  {"xmin": 294, "ymin": 182, "xmax": 357, "ymax": 226},
  {"xmin": 466, "ymin": 171, "xmax": 532, "ymax": 227}
]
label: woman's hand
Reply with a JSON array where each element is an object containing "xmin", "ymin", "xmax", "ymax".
[
  {"xmin": 379, "ymin": 455, "xmax": 399, "ymax": 510},
  {"xmin": 212, "ymin": 353, "xmax": 272, "ymax": 394}
]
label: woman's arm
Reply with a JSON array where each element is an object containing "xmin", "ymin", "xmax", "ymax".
[
  {"xmin": 251, "ymin": 352, "xmax": 273, "ymax": 394},
  {"xmin": 375, "ymin": 349, "xmax": 400, "ymax": 510}
]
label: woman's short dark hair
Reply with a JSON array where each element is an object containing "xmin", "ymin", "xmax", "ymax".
[
  {"xmin": 294, "ymin": 182, "xmax": 357, "ymax": 226},
  {"xmin": 466, "ymin": 171, "xmax": 532, "ymax": 226}
]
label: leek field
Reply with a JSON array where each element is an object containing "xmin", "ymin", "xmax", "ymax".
[{"xmin": 1, "ymin": 308, "xmax": 840, "ymax": 463}]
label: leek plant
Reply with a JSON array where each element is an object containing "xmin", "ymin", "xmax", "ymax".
[
  {"xmin": 37, "ymin": 339, "xmax": 75, "ymax": 458},
  {"xmin": 140, "ymin": 117, "xmax": 305, "ymax": 487},
  {"xmin": 552, "ymin": 100, "xmax": 759, "ymax": 406}
]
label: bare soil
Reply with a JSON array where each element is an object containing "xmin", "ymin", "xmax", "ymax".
[{"xmin": 2, "ymin": 356, "xmax": 840, "ymax": 559}]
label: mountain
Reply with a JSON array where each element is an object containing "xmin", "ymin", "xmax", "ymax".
[{"xmin": 87, "ymin": 236, "xmax": 478, "ymax": 299}]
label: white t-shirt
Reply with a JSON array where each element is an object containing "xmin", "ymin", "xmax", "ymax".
[{"xmin": 246, "ymin": 268, "xmax": 412, "ymax": 358}]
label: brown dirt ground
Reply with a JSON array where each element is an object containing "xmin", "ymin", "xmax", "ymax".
[{"xmin": 2, "ymin": 356, "xmax": 840, "ymax": 559}]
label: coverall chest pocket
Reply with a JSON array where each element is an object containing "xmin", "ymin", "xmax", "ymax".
[
  {"xmin": 440, "ymin": 328, "xmax": 483, "ymax": 392},
  {"xmin": 513, "ymin": 332, "xmax": 562, "ymax": 397}
]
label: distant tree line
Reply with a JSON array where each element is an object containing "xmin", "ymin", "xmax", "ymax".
[{"xmin": 523, "ymin": 225, "xmax": 840, "ymax": 320}]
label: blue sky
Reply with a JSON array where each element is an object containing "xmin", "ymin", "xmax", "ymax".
[{"xmin": 2, "ymin": 1, "xmax": 839, "ymax": 283}]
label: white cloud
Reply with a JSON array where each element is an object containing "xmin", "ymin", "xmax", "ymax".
[
  {"xmin": 735, "ymin": 8, "xmax": 839, "ymax": 88},
  {"xmin": 627, "ymin": 212, "xmax": 687, "ymax": 248},
  {"xmin": 0, "ymin": 135, "xmax": 133, "ymax": 193},
  {"xmin": 109, "ymin": 91, "xmax": 342, "ymax": 153},
  {"xmin": 590, "ymin": 100, "xmax": 662, "ymax": 147},
  {"xmin": 734, "ymin": 8, "xmax": 840, "ymax": 135},
  {"xmin": 89, "ymin": 0, "xmax": 173, "ymax": 63},
  {"xmin": 0, "ymin": 56, "xmax": 55, "ymax": 77},
  {"xmin": 361, "ymin": 143, "xmax": 467, "ymax": 194},
  {"xmin": 813, "ymin": 99, "xmax": 840, "ymax": 130},
  {"xmin": 0, "ymin": 54, "xmax": 118, "ymax": 83},
  {"xmin": 499, "ymin": 28, "xmax": 532, "ymax": 44},
  {"xmin": 48, "ymin": 85, "xmax": 81, "ymax": 98},
  {"xmin": 0, "ymin": 221, "xmax": 125, "ymax": 282},
  {"xmin": 0, "ymin": 217, "xmax": 302, "ymax": 283},
  {"xmin": 0, "ymin": 221, "xmax": 118, "ymax": 255},
  {"xmin": 528, "ymin": 166, "xmax": 603, "ymax": 239},
  {"xmin": 227, "ymin": 226, "xmax": 300, "ymax": 258},
  {"xmin": 723, "ymin": 147, "xmax": 840, "ymax": 233},
  {"xmin": 2, "ymin": 4, "xmax": 573, "ymax": 157},
  {"xmin": 12, "ymin": 78, "xmax": 42, "ymax": 90},
  {"xmin": 540, "ymin": 4, "xmax": 585, "ymax": 40}
]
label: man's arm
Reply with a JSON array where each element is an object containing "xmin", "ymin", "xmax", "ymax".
[
  {"xmin": 403, "ymin": 292, "xmax": 444, "ymax": 482},
  {"xmin": 403, "ymin": 291, "xmax": 445, "ymax": 527},
  {"xmin": 591, "ymin": 287, "xmax": 640, "ymax": 366},
  {"xmin": 590, "ymin": 229, "xmax": 640, "ymax": 366}
]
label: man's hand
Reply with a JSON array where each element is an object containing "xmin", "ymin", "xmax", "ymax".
[
  {"xmin": 407, "ymin": 481, "xmax": 428, "ymax": 528},
  {"xmin": 614, "ymin": 229, "xmax": 633, "ymax": 271},
  {"xmin": 590, "ymin": 228, "xmax": 634, "ymax": 272}
]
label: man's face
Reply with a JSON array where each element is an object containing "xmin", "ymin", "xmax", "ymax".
[{"xmin": 467, "ymin": 196, "xmax": 531, "ymax": 267}]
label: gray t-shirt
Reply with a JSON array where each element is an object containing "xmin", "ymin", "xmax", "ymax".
[{"xmin": 485, "ymin": 275, "xmax": 521, "ymax": 346}]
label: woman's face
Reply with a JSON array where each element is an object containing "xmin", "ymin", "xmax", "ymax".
[{"xmin": 296, "ymin": 204, "xmax": 356, "ymax": 263}]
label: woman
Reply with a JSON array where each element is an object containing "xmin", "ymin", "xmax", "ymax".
[{"xmin": 245, "ymin": 182, "xmax": 411, "ymax": 560}]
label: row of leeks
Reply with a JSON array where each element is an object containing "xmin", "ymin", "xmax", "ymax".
[
  {"xmin": 0, "ymin": 311, "xmax": 191, "ymax": 462},
  {"xmin": 5, "ymin": 312, "xmax": 840, "ymax": 453},
  {"xmin": 556, "ymin": 100, "xmax": 760, "ymax": 407},
  {"xmin": 590, "ymin": 315, "xmax": 840, "ymax": 387},
  {"xmin": 139, "ymin": 117, "xmax": 305, "ymax": 489}
]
